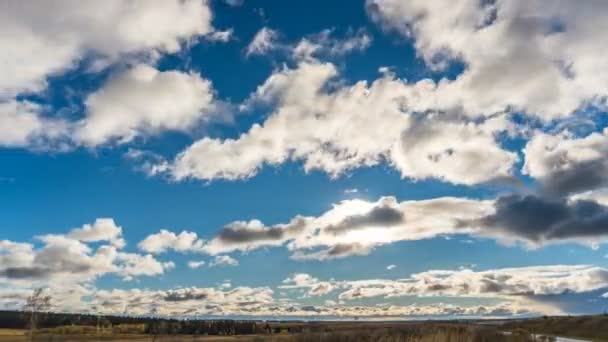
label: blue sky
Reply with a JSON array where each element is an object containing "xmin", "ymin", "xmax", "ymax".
[{"xmin": 2, "ymin": 0, "xmax": 608, "ymax": 319}]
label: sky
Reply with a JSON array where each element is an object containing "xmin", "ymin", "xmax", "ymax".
[{"xmin": 1, "ymin": 0, "xmax": 608, "ymax": 320}]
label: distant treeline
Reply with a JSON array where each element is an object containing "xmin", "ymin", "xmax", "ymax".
[{"xmin": 0, "ymin": 310, "xmax": 263, "ymax": 335}]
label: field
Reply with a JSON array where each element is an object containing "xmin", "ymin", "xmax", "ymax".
[
  {"xmin": 0, "ymin": 321, "xmax": 585, "ymax": 342},
  {"xmin": 1, "ymin": 311, "xmax": 607, "ymax": 341}
]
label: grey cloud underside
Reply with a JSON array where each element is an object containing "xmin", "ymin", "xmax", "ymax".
[
  {"xmin": 217, "ymin": 217, "xmax": 307, "ymax": 244},
  {"xmin": 539, "ymin": 159, "xmax": 608, "ymax": 197},
  {"xmin": 477, "ymin": 194, "xmax": 608, "ymax": 243},
  {"xmin": 164, "ymin": 292, "xmax": 208, "ymax": 302},
  {"xmin": 0, "ymin": 267, "xmax": 53, "ymax": 279},
  {"xmin": 324, "ymin": 205, "xmax": 405, "ymax": 235}
]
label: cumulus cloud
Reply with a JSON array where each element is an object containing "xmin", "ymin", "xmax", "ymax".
[
  {"xmin": 474, "ymin": 194, "xmax": 608, "ymax": 247},
  {"xmin": 210, "ymin": 255, "xmax": 239, "ymax": 267},
  {"xmin": 283, "ymin": 265, "xmax": 608, "ymax": 302},
  {"xmin": 203, "ymin": 218, "xmax": 307, "ymax": 255},
  {"xmin": 292, "ymin": 28, "xmax": 372, "ymax": 61},
  {"xmin": 367, "ymin": 0, "xmax": 608, "ymax": 120},
  {"xmin": 523, "ymin": 129, "xmax": 608, "ymax": 196},
  {"xmin": 281, "ymin": 273, "xmax": 337, "ymax": 297},
  {"xmin": 138, "ymin": 229, "xmax": 205, "ymax": 254},
  {"xmin": 246, "ymin": 27, "xmax": 279, "ymax": 56},
  {"xmin": 166, "ymin": 62, "xmax": 516, "ymax": 185},
  {"xmin": 187, "ymin": 260, "xmax": 206, "ymax": 269},
  {"xmin": 0, "ymin": 101, "xmax": 66, "ymax": 148},
  {"xmin": 0, "ymin": 0, "xmax": 214, "ymax": 95},
  {"xmin": 0, "ymin": 0, "xmax": 221, "ymax": 150},
  {"xmin": 0, "ymin": 283, "xmax": 537, "ymax": 318},
  {"xmin": 67, "ymin": 218, "xmax": 125, "ymax": 248},
  {"xmin": 76, "ymin": 65, "xmax": 217, "ymax": 146},
  {"xmin": 0, "ymin": 219, "xmax": 173, "ymax": 286},
  {"xmin": 201, "ymin": 196, "xmax": 491, "ymax": 260},
  {"xmin": 198, "ymin": 191, "xmax": 608, "ymax": 260}
]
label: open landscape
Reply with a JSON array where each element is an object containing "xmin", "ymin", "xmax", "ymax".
[
  {"xmin": 4, "ymin": 1, "xmax": 608, "ymax": 342},
  {"xmin": 1, "ymin": 311, "xmax": 607, "ymax": 341}
]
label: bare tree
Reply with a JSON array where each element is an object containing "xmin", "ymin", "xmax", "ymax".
[{"xmin": 23, "ymin": 288, "xmax": 51, "ymax": 342}]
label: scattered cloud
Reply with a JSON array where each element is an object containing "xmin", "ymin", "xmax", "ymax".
[
  {"xmin": 138, "ymin": 230, "xmax": 205, "ymax": 254},
  {"xmin": 280, "ymin": 265, "xmax": 608, "ymax": 307},
  {"xmin": 201, "ymin": 196, "xmax": 490, "ymax": 260},
  {"xmin": 386, "ymin": 264, "xmax": 397, "ymax": 270},
  {"xmin": 367, "ymin": 0, "xmax": 608, "ymax": 120},
  {"xmin": 246, "ymin": 27, "xmax": 279, "ymax": 57},
  {"xmin": 474, "ymin": 194, "xmax": 608, "ymax": 247},
  {"xmin": 187, "ymin": 260, "xmax": 206, "ymax": 269},
  {"xmin": 166, "ymin": 62, "xmax": 517, "ymax": 185},
  {"xmin": 77, "ymin": 65, "xmax": 218, "ymax": 146},
  {"xmin": 210, "ymin": 255, "xmax": 239, "ymax": 267},
  {"xmin": 0, "ymin": 220, "xmax": 173, "ymax": 286},
  {"xmin": 292, "ymin": 28, "xmax": 372, "ymax": 61},
  {"xmin": 524, "ymin": 129, "xmax": 608, "ymax": 196}
]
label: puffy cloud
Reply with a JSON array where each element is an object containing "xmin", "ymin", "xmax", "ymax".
[
  {"xmin": 138, "ymin": 229, "xmax": 205, "ymax": 254},
  {"xmin": 187, "ymin": 260, "xmax": 206, "ymax": 269},
  {"xmin": 0, "ymin": 101, "xmax": 66, "ymax": 148},
  {"xmin": 0, "ymin": 0, "xmax": 214, "ymax": 95},
  {"xmin": 223, "ymin": 0, "xmax": 244, "ymax": 6},
  {"xmin": 209, "ymin": 255, "xmax": 239, "ymax": 267},
  {"xmin": 386, "ymin": 264, "xmax": 397, "ymax": 270},
  {"xmin": 246, "ymin": 27, "xmax": 279, "ymax": 56},
  {"xmin": 202, "ymin": 196, "xmax": 491, "ymax": 260},
  {"xmin": 281, "ymin": 273, "xmax": 336, "ymax": 297},
  {"xmin": 76, "ymin": 65, "xmax": 217, "ymax": 146},
  {"xmin": 523, "ymin": 129, "xmax": 608, "ymax": 196},
  {"xmin": 367, "ymin": 0, "xmax": 608, "ymax": 120},
  {"xmin": 167, "ymin": 62, "xmax": 515, "ymax": 185},
  {"xmin": 67, "ymin": 218, "xmax": 124, "ymax": 248},
  {"xmin": 0, "ymin": 219, "xmax": 172, "ymax": 286},
  {"xmin": 292, "ymin": 28, "xmax": 372, "ymax": 61},
  {"xmin": 203, "ymin": 218, "xmax": 307, "ymax": 255},
  {"xmin": 113, "ymin": 252, "xmax": 174, "ymax": 281},
  {"xmin": 0, "ymin": 283, "xmax": 537, "ymax": 318},
  {"xmin": 475, "ymin": 194, "xmax": 608, "ymax": 247},
  {"xmin": 283, "ymin": 265, "xmax": 608, "ymax": 302},
  {"xmin": 200, "ymin": 192, "xmax": 608, "ymax": 260},
  {"xmin": 391, "ymin": 115, "xmax": 518, "ymax": 185}
]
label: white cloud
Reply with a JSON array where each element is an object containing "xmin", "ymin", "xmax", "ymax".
[
  {"xmin": 77, "ymin": 65, "xmax": 217, "ymax": 146},
  {"xmin": 367, "ymin": 0, "xmax": 608, "ymax": 120},
  {"xmin": 138, "ymin": 229, "xmax": 205, "ymax": 254},
  {"xmin": 246, "ymin": 27, "xmax": 279, "ymax": 56},
  {"xmin": 523, "ymin": 129, "xmax": 608, "ymax": 195},
  {"xmin": 187, "ymin": 260, "xmax": 206, "ymax": 269},
  {"xmin": 166, "ymin": 62, "xmax": 516, "ymax": 185},
  {"xmin": 292, "ymin": 28, "xmax": 372, "ymax": 61},
  {"xmin": 223, "ymin": 0, "xmax": 244, "ymax": 7},
  {"xmin": 386, "ymin": 264, "xmax": 397, "ymax": 270},
  {"xmin": 67, "ymin": 218, "xmax": 125, "ymax": 248},
  {"xmin": 0, "ymin": 220, "xmax": 173, "ymax": 286},
  {"xmin": 282, "ymin": 265, "xmax": 608, "ymax": 303},
  {"xmin": 202, "ymin": 196, "xmax": 491, "ymax": 259},
  {"xmin": 0, "ymin": 283, "xmax": 537, "ymax": 318},
  {"xmin": 207, "ymin": 29, "xmax": 234, "ymax": 43},
  {"xmin": 203, "ymin": 218, "xmax": 307, "ymax": 255},
  {"xmin": 0, "ymin": 0, "xmax": 214, "ymax": 95},
  {"xmin": 209, "ymin": 255, "xmax": 239, "ymax": 267},
  {"xmin": 281, "ymin": 273, "xmax": 336, "ymax": 297},
  {"xmin": 0, "ymin": 101, "xmax": 66, "ymax": 148}
]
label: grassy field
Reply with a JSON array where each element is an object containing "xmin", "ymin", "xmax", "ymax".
[
  {"xmin": 497, "ymin": 315, "xmax": 608, "ymax": 342},
  {"xmin": 0, "ymin": 324, "xmax": 546, "ymax": 341},
  {"xmin": 1, "ymin": 316, "xmax": 607, "ymax": 341}
]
